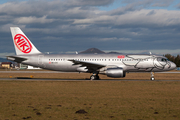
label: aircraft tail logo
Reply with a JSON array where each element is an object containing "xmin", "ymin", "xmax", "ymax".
[
  {"xmin": 14, "ymin": 34, "xmax": 32, "ymax": 54},
  {"xmin": 10, "ymin": 27, "xmax": 41, "ymax": 55}
]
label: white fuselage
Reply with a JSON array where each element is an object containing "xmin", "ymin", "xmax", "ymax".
[{"xmin": 15, "ymin": 54, "xmax": 176, "ymax": 73}]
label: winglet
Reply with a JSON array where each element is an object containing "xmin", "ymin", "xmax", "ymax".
[{"xmin": 10, "ymin": 27, "xmax": 41, "ymax": 55}]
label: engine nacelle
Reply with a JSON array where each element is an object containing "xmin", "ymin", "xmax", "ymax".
[{"xmin": 106, "ymin": 68, "xmax": 126, "ymax": 78}]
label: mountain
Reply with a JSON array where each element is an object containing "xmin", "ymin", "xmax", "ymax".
[{"xmin": 80, "ymin": 48, "xmax": 105, "ymax": 54}]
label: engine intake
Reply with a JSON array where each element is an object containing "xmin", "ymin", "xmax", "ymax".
[{"xmin": 106, "ymin": 68, "xmax": 126, "ymax": 78}]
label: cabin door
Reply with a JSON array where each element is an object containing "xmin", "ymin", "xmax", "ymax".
[{"xmin": 38, "ymin": 55, "xmax": 45, "ymax": 68}]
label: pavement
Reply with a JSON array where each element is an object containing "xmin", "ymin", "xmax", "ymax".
[
  {"xmin": 0, "ymin": 71, "xmax": 180, "ymax": 73},
  {"xmin": 0, "ymin": 78, "xmax": 180, "ymax": 82},
  {"xmin": 0, "ymin": 70, "xmax": 179, "ymax": 81}
]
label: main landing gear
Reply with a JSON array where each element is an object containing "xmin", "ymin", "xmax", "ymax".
[
  {"xmin": 90, "ymin": 73, "xmax": 100, "ymax": 80},
  {"xmin": 151, "ymin": 72, "xmax": 155, "ymax": 81}
]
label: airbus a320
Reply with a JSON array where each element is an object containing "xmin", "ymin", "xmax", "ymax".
[{"xmin": 7, "ymin": 27, "xmax": 176, "ymax": 80}]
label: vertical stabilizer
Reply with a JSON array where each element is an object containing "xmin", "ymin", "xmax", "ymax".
[{"xmin": 10, "ymin": 27, "xmax": 41, "ymax": 55}]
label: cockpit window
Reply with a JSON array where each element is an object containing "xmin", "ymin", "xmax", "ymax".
[
  {"xmin": 157, "ymin": 58, "xmax": 168, "ymax": 62},
  {"xmin": 161, "ymin": 58, "xmax": 166, "ymax": 61}
]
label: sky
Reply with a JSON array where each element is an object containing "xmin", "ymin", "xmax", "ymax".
[{"xmin": 1, "ymin": 0, "xmax": 180, "ymax": 57}]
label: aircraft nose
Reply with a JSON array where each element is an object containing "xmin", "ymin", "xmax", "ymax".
[{"xmin": 170, "ymin": 62, "xmax": 176, "ymax": 70}]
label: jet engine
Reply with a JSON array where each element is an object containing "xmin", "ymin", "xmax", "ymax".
[{"xmin": 105, "ymin": 68, "xmax": 126, "ymax": 78}]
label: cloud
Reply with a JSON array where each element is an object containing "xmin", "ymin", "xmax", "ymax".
[
  {"xmin": 74, "ymin": 9, "xmax": 180, "ymax": 29},
  {"xmin": 176, "ymin": 2, "xmax": 180, "ymax": 9},
  {"xmin": 0, "ymin": 53, "xmax": 15, "ymax": 58},
  {"xmin": 67, "ymin": 0, "xmax": 115, "ymax": 6},
  {"xmin": 0, "ymin": 0, "xmax": 180, "ymax": 56},
  {"xmin": 151, "ymin": 0, "xmax": 174, "ymax": 7},
  {"xmin": 99, "ymin": 37, "xmax": 131, "ymax": 41},
  {"xmin": 122, "ymin": 0, "xmax": 174, "ymax": 8}
]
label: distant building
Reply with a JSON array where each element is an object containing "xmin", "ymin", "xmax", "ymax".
[
  {"xmin": 19, "ymin": 64, "xmax": 28, "ymax": 69},
  {"xmin": 18, "ymin": 64, "xmax": 41, "ymax": 69},
  {"xmin": 1, "ymin": 62, "xmax": 12, "ymax": 69}
]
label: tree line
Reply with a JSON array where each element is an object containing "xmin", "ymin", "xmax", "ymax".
[{"xmin": 164, "ymin": 54, "xmax": 180, "ymax": 67}]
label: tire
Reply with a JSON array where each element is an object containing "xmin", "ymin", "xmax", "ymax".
[
  {"xmin": 151, "ymin": 77, "xmax": 155, "ymax": 81},
  {"xmin": 95, "ymin": 75, "xmax": 99, "ymax": 79},
  {"xmin": 90, "ymin": 75, "xmax": 96, "ymax": 80},
  {"xmin": 90, "ymin": 75, "xmax": 100, "ymax": 80}
]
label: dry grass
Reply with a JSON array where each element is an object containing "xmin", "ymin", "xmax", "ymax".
[
  {"xmin": 0, "ymin": 81, "xmax": 180, "ymax": 120},
  {"xmin": 0, "ymin": 71, "xmax": 180, "ymax": 120}
]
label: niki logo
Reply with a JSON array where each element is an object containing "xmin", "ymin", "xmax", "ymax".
[
  {"xmin": 117, "ymin": 55, "xmax": 125, "ymax": 59},
  {"xmin": 14, "ymin": 34, "xmax": 32, "ymax": 53}
]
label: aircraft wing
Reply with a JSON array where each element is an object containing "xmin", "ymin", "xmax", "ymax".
[
  {"xmin": 68, "ymin": 59, "xmax": 106, "ymax": 72},
  {"xmin": 7, "ymin": 56, "xmax": 27, "ymax": 63}
]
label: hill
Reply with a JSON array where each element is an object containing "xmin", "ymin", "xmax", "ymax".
[{"xmin": 80, "ymin": 48, "xmax": 105, "ymax": 54}]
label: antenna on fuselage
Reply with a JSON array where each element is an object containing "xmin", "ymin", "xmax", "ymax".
[
  {"xmin": 149, "ymin": 52, "xmax": 152, "ymax": 55},
  {"xmin": 76, "ymin": 51, "xmax": 78, "ymax": 54}
]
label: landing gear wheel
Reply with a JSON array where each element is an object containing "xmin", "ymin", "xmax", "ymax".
[
  {"xmin": 96, "ymin": 75, "xmax": 99, "ymax": 80},
  {"xmin": 90, "ymin": 75, "xmax": 100, "ymax": 80},
  {"xmin": 151, "ymin": 77, "xmax": 155, "ymax": 81},
  {"xmin": 150, "ymin": 72, "xmax": 155, "ymax": 81},
  {"xmin": 90, "ymin": 75, "xmax": 96, "ymax": 80}
]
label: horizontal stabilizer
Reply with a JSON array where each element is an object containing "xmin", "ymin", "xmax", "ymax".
[{"xmin": 7, "ymin": 56, "xmax": 27, "ymax": 63}]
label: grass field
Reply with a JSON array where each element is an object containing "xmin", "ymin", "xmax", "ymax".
[
  {"xmin": 0, "ymin": 71, "xmax": 180, "ymax": 120},
  {"xmin": 0, "ymin": 80, "xmax": 180, "ymax": 120}
]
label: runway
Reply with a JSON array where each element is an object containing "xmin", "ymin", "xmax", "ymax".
[
  {"xmin": 0, "ymin": 78, "xmax": 180, "ymax": 82},
  {"xmin": 0, "ymin": 70, "xmax": 179, "ymax": 81},
  {"xmin": 0, "ymin": 71, "xmax": 180, "ymax": 73}
]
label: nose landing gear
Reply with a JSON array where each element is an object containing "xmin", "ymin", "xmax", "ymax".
[{"xmin": 151, "ymin": 72, "xmax": 155, "ymax": 81}]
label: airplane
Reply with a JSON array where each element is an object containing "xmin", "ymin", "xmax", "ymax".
[{"xmin": 7, "ymin": 27, "xmax": 176, "ymax": 80}]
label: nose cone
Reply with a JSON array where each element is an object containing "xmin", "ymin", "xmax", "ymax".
[
  {"xmin": 170, "ymin": 62, "xmax": 177, "ymax": 70},
  {"xmin": 164, "ymin": 62, "xmax": 176, "ymax": 71},
  {"xmin": 169, "ymin": 62, "xmax": 176, "ymax": 70}
]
